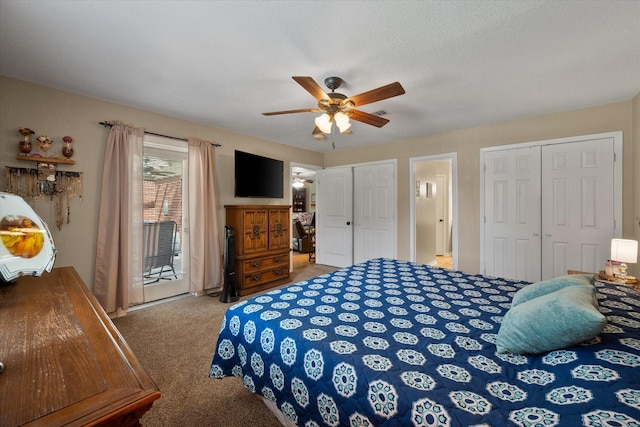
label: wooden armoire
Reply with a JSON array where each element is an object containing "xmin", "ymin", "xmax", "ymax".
[{"xmin": 225, "ymin": 205, "xmax": 291, "ymax": 295}]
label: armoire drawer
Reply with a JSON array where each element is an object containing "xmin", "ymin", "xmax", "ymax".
[
  {"xmin": 243, "ymin": 266, "xmax": 289, "ymax": 289},
  {"xmin": 243, "ymin": 253, "xmax": 289, "ymax": 273}
]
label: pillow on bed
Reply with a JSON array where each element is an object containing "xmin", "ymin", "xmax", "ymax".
[
  {"xmin": 496, "ymin": 284, "xmax": 606, "ymax": 355},
  {"xmin": 511, "ymin": 274, "xmax": 594, "ymax": 307}
]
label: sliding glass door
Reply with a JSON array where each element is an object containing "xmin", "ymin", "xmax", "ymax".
[{"xmin": 142, "ymin": 138, "xmax": 189, "ymax": 302}]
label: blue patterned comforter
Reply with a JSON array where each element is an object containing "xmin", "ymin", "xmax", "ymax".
[{"xmin": 209, "ymin": 258, "xmax": 640, "ymax": 426}]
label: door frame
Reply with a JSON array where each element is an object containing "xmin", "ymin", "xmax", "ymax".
[
  {"xmin": 479, "ymin": 131, "xmax": 623, "ymax": 274},
  {"xmin": 409, "ymin": 153, "xmax": 458, "ymax": 269}
]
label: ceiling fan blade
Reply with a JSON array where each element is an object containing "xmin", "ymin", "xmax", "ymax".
[
  {"xmin": 344, "ymin": 82, "xmax": 405, "ymax": 108},
  {"xmin": 293, "ymin": 76, "xmax": 332, "ymax": 102},
  {"xmin": 262, "ymin": 108, "xmax": 318, "ymax": 116},
  {"xmin": 349, "ymin": 110, "xmax": 390, "ymax": 127}
]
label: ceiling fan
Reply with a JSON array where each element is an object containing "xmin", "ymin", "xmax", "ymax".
[
  {"xmin": 292, "ymin": 172, "xmax": 313, "ymax": 188},
  {"xmin": 143, "ymin": 158, "xmax": 177, "ymax": 179},
  {"xmin": 263, "ymin": 76, "xmax": 405, "ymax": 138}
]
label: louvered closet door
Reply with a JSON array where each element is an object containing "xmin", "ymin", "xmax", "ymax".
[
  {"xmin": 541, "ymin": 139, "xmax": 614, "ymax": 279},
  {"xmin": 484, "ymin": 147, "xmax": 542, "ymax": 282}
]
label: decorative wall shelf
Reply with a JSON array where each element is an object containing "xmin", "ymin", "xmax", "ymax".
[{"xmin": 16, "ymin": 155, "xmax": 75, "ymax": 165}]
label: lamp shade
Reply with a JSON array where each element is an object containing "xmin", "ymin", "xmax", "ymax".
[
  {"xmin": 610, "ymin": 238, "xmax": 638, "ymax": 264},
  {"xmin": 0, "ymin": 192, "xmax": 56, "ymax": 282},
  {"xmin": 314, "ymin": 113, "xmax": 332, "ymax": 134},
  {"xmin": 334, "ymin": 112, "xmax": 351, "ymax": 133}
]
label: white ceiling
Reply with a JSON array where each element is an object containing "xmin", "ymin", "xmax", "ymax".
[{"xmin": 1, "ymin": 1, "xmax": 639, "ymax": 153}]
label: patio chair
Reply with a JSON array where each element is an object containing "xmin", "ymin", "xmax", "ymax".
[{"xmin": 143, "ymin": 220, "xmax": 178, "ymax": 283}]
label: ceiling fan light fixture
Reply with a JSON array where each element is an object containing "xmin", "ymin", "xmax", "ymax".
[
  {"xmin": 292, "ymin": 180, "xmax": 304, "ymax": 188},
  {"xmin": 335, "ymin": 111, "xmax": 351, "ymax": 133},
  {"xmin": 315, "ymin": 113, "xmax": 332, "ymax": 134}
]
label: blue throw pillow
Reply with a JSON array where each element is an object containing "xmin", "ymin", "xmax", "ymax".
[
  {"xmin": 511, "ymin": 274, "xmax": 594, "ymax": 307},
  {"xmin": 496, "ymin": 284, "xmax": 606, "ymax": 354}
]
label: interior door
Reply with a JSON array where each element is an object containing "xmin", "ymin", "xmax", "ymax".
[
  {"xmin": 353, "ymin": 163, "xmax": 396, "ymax": 264},
  {"xmin": 541, "ymin": 139, "xmax": 614, "ymax": 279},
  {"xmin": 483, "ymin": 146, "xmax": 542, "ymax": 281},
  {"xmin": 316, "ymin": 167, "xmax": 353, "ymax": 267}
]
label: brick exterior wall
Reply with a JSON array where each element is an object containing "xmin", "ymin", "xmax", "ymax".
[{"xmin": 143, "ymin": 177, "xmax": 183, "ymax": 234}]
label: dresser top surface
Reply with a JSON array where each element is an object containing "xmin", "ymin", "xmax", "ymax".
[{"xmin": 0, "ymin": 267, "xmax": 160, "ymax": 426}]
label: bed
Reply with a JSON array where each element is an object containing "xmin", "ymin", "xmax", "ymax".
[{"xmin": 209, "ymin": 258, "xmax": 640, "ymax": 426}]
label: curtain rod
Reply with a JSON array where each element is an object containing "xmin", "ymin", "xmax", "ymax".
[{"xmin": 99, "ymin": 121, "xmax": 221, "ymax": 147}]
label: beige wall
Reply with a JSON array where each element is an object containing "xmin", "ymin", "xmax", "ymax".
[
  {"xmin": 325, "ymin": 100, "xmax": 638, "ymax": 276},
  {"xmin": 0, "ymin": 76, "xmax": 323, "ymax": 287}
]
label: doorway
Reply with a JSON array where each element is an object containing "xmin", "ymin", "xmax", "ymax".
[
  {"xmin": 410, "ymin": 153, "xmax": 458, "ymax": 269},
  {"xmin": 142, "ymin": 138, "xmax": 190, "ymax": 303},
  {"xmin": 290, "ymin": 163, "xmax": 319, "ymax": 270}
]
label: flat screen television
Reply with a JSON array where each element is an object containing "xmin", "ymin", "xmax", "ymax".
[{"xmin": 234, "ymin": 150, "xmax": 284, "ymax": 198}]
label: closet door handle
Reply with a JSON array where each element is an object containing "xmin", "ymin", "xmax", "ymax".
[
  {"xmin": 533, "ymin": 233, "xmax": 539, "ymax": 237},
  {"xmin": 545, "ymin": 233, "xmax": 552, "ymax": 237}
]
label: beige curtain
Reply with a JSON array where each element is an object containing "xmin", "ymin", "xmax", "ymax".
[
  {"xmin": 93, "ymin": 122, "xmax": 145, "ymax": 315},
  {"xmin": 187, "ymin": 137, "xmax": 223, "ymax": 294}
]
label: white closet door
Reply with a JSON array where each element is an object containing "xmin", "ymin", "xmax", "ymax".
[
  {"xmin": 484, "ymin": 146, "xmax": 542, "ymax": 281},
  {"xmin": 353, "ymin": 163, "xmax": 396, "ymax": 264},
  {"xmin": 316, "ymin": 167, "xmax": 353, "ymax": 268},
  {"xmin": 541, "ymin": 139, "xmax": 614, "ymax": 279}
]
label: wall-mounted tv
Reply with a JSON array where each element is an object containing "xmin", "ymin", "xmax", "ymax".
[{"xmin": 234, "ymin": 150, "xmax": 284, "ymax": 198}]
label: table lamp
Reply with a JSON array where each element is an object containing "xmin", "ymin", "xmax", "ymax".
[
  {"xmin": 0, "ymin": 192, "xmax": 56, "ymax": 283},
  {"xmin": 610, "ymin": 238, "xmax": 638, "ymax": 284}
]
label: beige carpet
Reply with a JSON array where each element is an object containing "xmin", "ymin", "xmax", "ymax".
[{"xmin": 113, "ymin": 262, "xmax": 337, "ymax": 426}]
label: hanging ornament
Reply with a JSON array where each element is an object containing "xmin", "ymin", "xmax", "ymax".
[{"xmin": 18, "ymin": 128, "xmax": 34, "ymax": 153}]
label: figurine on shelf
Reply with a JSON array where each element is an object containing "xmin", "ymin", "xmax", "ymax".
[
  {"xmin": 62, "ymin": 136, "xmax": 74, "ymax": 158},
  {"xmin": 18, "ymin": 128, "xmax": 34, "ymax": 153},
  {"xmin": 36, "ymin": 135, "xmax": 53, "ymax": 152}
]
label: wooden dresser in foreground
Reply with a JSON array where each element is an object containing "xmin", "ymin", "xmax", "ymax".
[
  {"xmin": 0, "ymin": 267, "xmax": 160, "ymax": 426},
  {"xmin": 226, "ymin": 205, "xmax": 291, "ymax": 296}
]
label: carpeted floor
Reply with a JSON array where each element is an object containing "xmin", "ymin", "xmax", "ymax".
[{"xmin": 113, "ymin": 261, "xmax": 337, "ymax": 426}]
